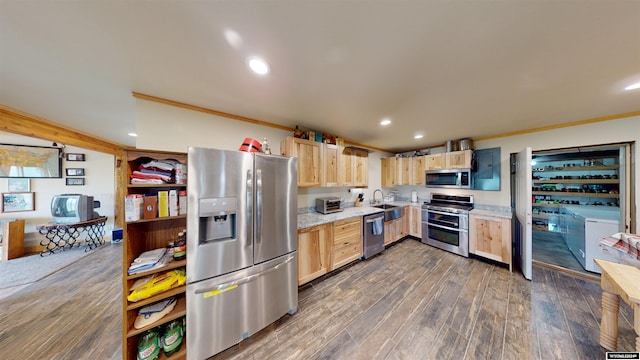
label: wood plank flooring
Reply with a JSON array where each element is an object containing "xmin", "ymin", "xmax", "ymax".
[
  {"xmin": 0, "ymin": 239, "xmax": 636, "ymax": 360},
  {"xmin": 211, "ymin": 239, "xmax": 636, "ymax": 360},
  {"xmin": 0, "ymin": 243, "xmax": 122, "ymax": 360}
]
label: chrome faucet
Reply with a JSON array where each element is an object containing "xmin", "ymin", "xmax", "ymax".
[{"xmin": 373, "ymin": 189, "xmax": 383, "ymax": 204}]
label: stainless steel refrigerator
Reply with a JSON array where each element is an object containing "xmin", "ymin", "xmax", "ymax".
[{"xmin": 186, "ymin": 147, "xmax": 298, "ymax": 360}]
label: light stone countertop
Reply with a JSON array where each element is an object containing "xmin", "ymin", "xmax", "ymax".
[
  {"xmin": 470, "ymin": 205, "xmax": 513, "ymax": 219},
  {"xmin": 297, "ymin": 201, "xmax": 421, "ymax": 230}
]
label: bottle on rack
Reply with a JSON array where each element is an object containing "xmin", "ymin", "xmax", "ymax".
[
  {"xmin": 137, "ymin": 328, "xmax": 162, "ymax": 360},
  {"xmin": 162, "ymin": 317, "xmax": 184, "ymax": 357},
  {"xmin": 262, "ymin": 137, "xmax": 271, "ymax": 155},
  {"xmin": 173, "ymin": 230, "xmax": 186, "ymax": 261}
]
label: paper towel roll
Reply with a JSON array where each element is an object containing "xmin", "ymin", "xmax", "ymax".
[{"xmin": 349, "ymin": 188, "xmax": 364, "ymax": 194}]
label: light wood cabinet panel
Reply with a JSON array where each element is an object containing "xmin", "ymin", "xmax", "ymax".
[
  {"xmin": 381, "ymin": 157, "xmax": 396, "ymax": 188},
  {"xmin": 353, "ymin": 149, "xmax": 369, "ymax": 187},
  {"xmin": 323, "ymin": 144, "xmax": 339, "ymax": 187},
  {"xmin": 409, "ymin": 206, "xmax": 422, "ymax": 238},
  {"xmin": 446, "ymin": 150, "xmax": 472, "ymax": 169},
  {"xmin": 424, "ymin": 153, "xmax": 445, "ymax": 170},
  {"xmin": 332, "ymin": 217, "xmax": 363, "ymax": 269},
  {"xmin": 337, "ymin": 146, "xmax": 354, "ymax": 187},
  {"xmin": 298, "ymin": 223, "xmax": 332, "ymax": 285},
  {"xmin": 411, "ymin": 156, "xmax": 426, "ymax": 185},
  {"xmin": 398, "ymin": 158, "xmax": 410, "ymax": 185},
  {"xmin": 281, "ymin": 137, "xmax": 322, "ymax": 187},
  {"xmin": 469, "ymin": 214, "xmax": 512, "ymax": 271},
  {"xmin": 401, "ymin": 206, "xmax": 410, "ymax": 238}
]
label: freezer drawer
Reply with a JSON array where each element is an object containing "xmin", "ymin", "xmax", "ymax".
[{"xmin": 186, "ymin": 252, "xmax": 298, "ymax": 360}]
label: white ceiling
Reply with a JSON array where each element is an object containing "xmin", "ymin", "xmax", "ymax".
[{"xmin": 1, "ymin": 1, "xmax": 639, "ymax": 152}]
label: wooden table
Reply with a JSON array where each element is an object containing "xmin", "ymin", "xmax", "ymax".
[
  {"xmin": 36, "ymin": 216, "xmax": 108, "ymax": 256},
  {"xmin": 594, "ymin": 259, "xmax": 640, "ymax": 352}
]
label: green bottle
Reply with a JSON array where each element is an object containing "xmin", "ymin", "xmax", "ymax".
[
  {"xmin": 137, "ymin": 328, "xmax": 161, "ymax": 360},
  {"xmin": 162, "ymin": 318, "xmax": 184, "ymax": 356}
]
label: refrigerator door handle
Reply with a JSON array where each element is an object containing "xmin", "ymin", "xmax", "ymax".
[
  {"xmin": 255, "ymin": 168, "xmax": 262, "ymax": 244},
  {"xmin": 246, "ymin": 169, "xmax": 253, "ymax": 247},
  {"xmin": 194, "ymin": 254, "xmax": 295, "ymax": 294}
]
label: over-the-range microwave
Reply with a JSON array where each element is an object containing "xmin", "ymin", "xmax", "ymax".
[{"xmin": 425, "ymin": 168, "xmax": 472, "ymax": 189}]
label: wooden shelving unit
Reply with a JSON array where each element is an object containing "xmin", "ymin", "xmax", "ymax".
[
  {"xmin": 121, "ymin": 149, "xmax": 188, "ymax": 360},
  {"xmin": 531, "ymin": 151, "xmax": 619, "ymax": 234}
]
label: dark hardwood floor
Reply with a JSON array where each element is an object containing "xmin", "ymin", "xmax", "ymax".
[
  {"xmin": 212, "ymin": 239, "xmax": 637, "ymax": 360},
  {"xmin": 0, "ymin": 239, "xmax": 635, "ymax": 360}
]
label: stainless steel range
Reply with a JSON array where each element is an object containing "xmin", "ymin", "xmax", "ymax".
[{"xmin": 421, "ymin": 194, "xmax": 474, "ymax": 257}]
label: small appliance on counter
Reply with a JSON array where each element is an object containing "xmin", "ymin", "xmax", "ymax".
[{"xmin": 316, "ymin": 197, "xmax": 343, "ymax": 214}]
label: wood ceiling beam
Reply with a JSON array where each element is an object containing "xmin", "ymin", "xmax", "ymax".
[{"xmin": 0, "ymin": 104, "xmax": 123, "ymax": 155}]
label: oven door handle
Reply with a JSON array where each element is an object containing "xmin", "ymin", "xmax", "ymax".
[
  {"xmin": 426, "ymin": 209, "xmax": 464, "ymax": 217},
  {"xmin": 426, "ymin": 221, "xmax": 467, "ymax": 233}
]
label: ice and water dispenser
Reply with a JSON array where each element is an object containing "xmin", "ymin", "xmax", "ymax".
[{"xmin": 198, "ymin": 198, "xmax": 237, "ymax": 243}]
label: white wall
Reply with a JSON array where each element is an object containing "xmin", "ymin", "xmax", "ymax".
[
  {"xmin": 0, "ymin": 132, "xmax": 116, "ymax": 246},
  {"xmin": 136, "ymin": 99, "xmax": 392, "ymax": 208},
  {"xmin": 136, "ymin": 100, "xmax": 638, "ymax": 228}
]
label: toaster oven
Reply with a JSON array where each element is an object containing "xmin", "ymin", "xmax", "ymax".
[{"xmin": 316, "ymin": 197, "xmax": 343, "ymax": 214}]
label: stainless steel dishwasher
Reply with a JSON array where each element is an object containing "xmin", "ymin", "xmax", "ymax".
[{"xmin": 363, "ymin": 212, "xmax": 385, "ymax": 259}]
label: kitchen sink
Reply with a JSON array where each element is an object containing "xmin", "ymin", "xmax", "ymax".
[{"xmin": 372, "ymin": 204, "xmax": 404, "ymax": 221}]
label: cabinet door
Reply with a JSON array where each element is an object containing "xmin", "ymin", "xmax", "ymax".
[
  {"xmin": 337, "ymin": 146, "xmax": 354, "ymax": 187},
  {"xmin": 381, "ymin": 157, "xmax": 396, "ymax": 187},
  {"xmin": 469, "ymin": 214, "xmax": 512, "ymax": 270},
  {"xmin": 281, "ymin": 137, "xmax": 322, "ymax": 187},
  {"xmin": 353, "ymin": 149, "xmax": 369, "ymax": 187},
  {"xmin": 298, "ymin": 224, "xmax": 332, "ymax": 285},
  {"xmin": 401, "ymin": 206, "xmax": 410, "ymax": 238},
  {"xmin": 397, "ymin": 158, "xmax": 410, "ymax": 185},
  {"xmin": 409, "ymin": 206, "xmax": 422, "ymax": 238},
  {"xmin": 446, "ymin": 150, "xmax": 472, "ymax": 169},
  {"xmin": 424, "ymin": 154, "xmax": 445, "ymax": 170},
  {"xmin": 332, "ymin": 217, "xmax": 363, "ymax": 269},
  {"xmin": 323, "ymin": 144, "xmax": 339, "ymax": 187},
  {"xmin": 411, "ymin": 156, "xmax": 425, "ymax": 185}
]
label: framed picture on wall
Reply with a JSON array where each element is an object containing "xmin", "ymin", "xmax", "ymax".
[
  {"xmin": 1, "ymin": 192, "xmax": 35, "ymax": 213},
  {"xmin": 65, "ymin": 168, "xmax": 85, "ymax": 176},
  {"xmin": 66, "ymin": 178, "xmax": 85, "ymax": 186},
  {"xmin": 66, "ymin": 153, "xmax": 85, "ymax": 161},
  {"xmin": 7, "ymin": 178, "xmax": 30, "ymax": 192},
  {"xmin": 0, "ymin": 143, "xmax": 62, "ymax": 178}
]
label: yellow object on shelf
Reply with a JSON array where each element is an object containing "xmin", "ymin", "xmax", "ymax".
[{"xmin": 127, "ymin": 269, "xmax": 186, "ymax": 302}]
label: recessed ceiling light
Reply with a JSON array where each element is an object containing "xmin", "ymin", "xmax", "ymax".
[
  {"xmin": 247, "ymin": 57, "xmax": 269, "ymax": 75},
  {"xmin": 128, "ymin": 132, "xmax": 137, "ymax": 137},
  {"xmin": 624, "ymin": 82, "xmax": 640, "ymax": 91},
  {"xmin": 414, "ymin": 134, "xmax": 424, "ymax": 139},
  {"xmin": 380, "ymin": 118, "xmax": 391, "ymax": 126}
]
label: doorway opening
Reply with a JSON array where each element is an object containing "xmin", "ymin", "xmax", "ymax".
[{"xmin": 529, "ymin": 142, "xmax": 634, "ymax": 278}]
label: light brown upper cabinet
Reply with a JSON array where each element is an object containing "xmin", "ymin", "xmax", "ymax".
[
  {"xmin": 281, "ymin": 137, "xmax": 322, "ymax": 187},
  {"xmin": 352, "ymin": 148, "xmax": 369, "ymax": 187},
  {"xmin": 381, "ymin": 157, "xmax": 397, "ymax": 188},
  {"xmin": 411, "ymin": 156, "xmax": 426, "ymax": 185},
  {"xmin": 338, "ymin": 147, "xmax": 368, "ymax": 188},
  {"xmin": 424, "ymin": 153, "xmax": 445, "ymax": 170},
  {"xmin": 446, "ymin": 150, "xmax": 473, "ymax": 169},
  {"xmin": 398, "ymin": 157, "xmax": 411, "ymax": 185},
  {"xmin": 322, "ymin": 143, "xmax": 339, "ymax": 187}
]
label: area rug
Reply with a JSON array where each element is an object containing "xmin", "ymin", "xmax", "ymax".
[{"xmin": 0, "ymin": 245, "xmax": 99, "ymax": 289}]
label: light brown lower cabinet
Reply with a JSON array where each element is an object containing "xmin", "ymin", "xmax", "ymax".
[
  {"xmin": 332, "ymin": 217, "xmax": 363, "ymax": 269},
  {"xmin": 409, "ymin": 206, "xmax": 422, "ymax": 238},
  {"xmin": 298, "ymin": 223, "xmax": 332, "ymax": 285},
  {"xmin": 383, "ymin": 208, "xmax": 410, "ymax": 246},
  {"xmin": 298, "ymin": 217, "xmax": 365, "ymax": 286},
  {"xmin": 469, "ymin": 213, "xmax": 512, "ymax": 271}
]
